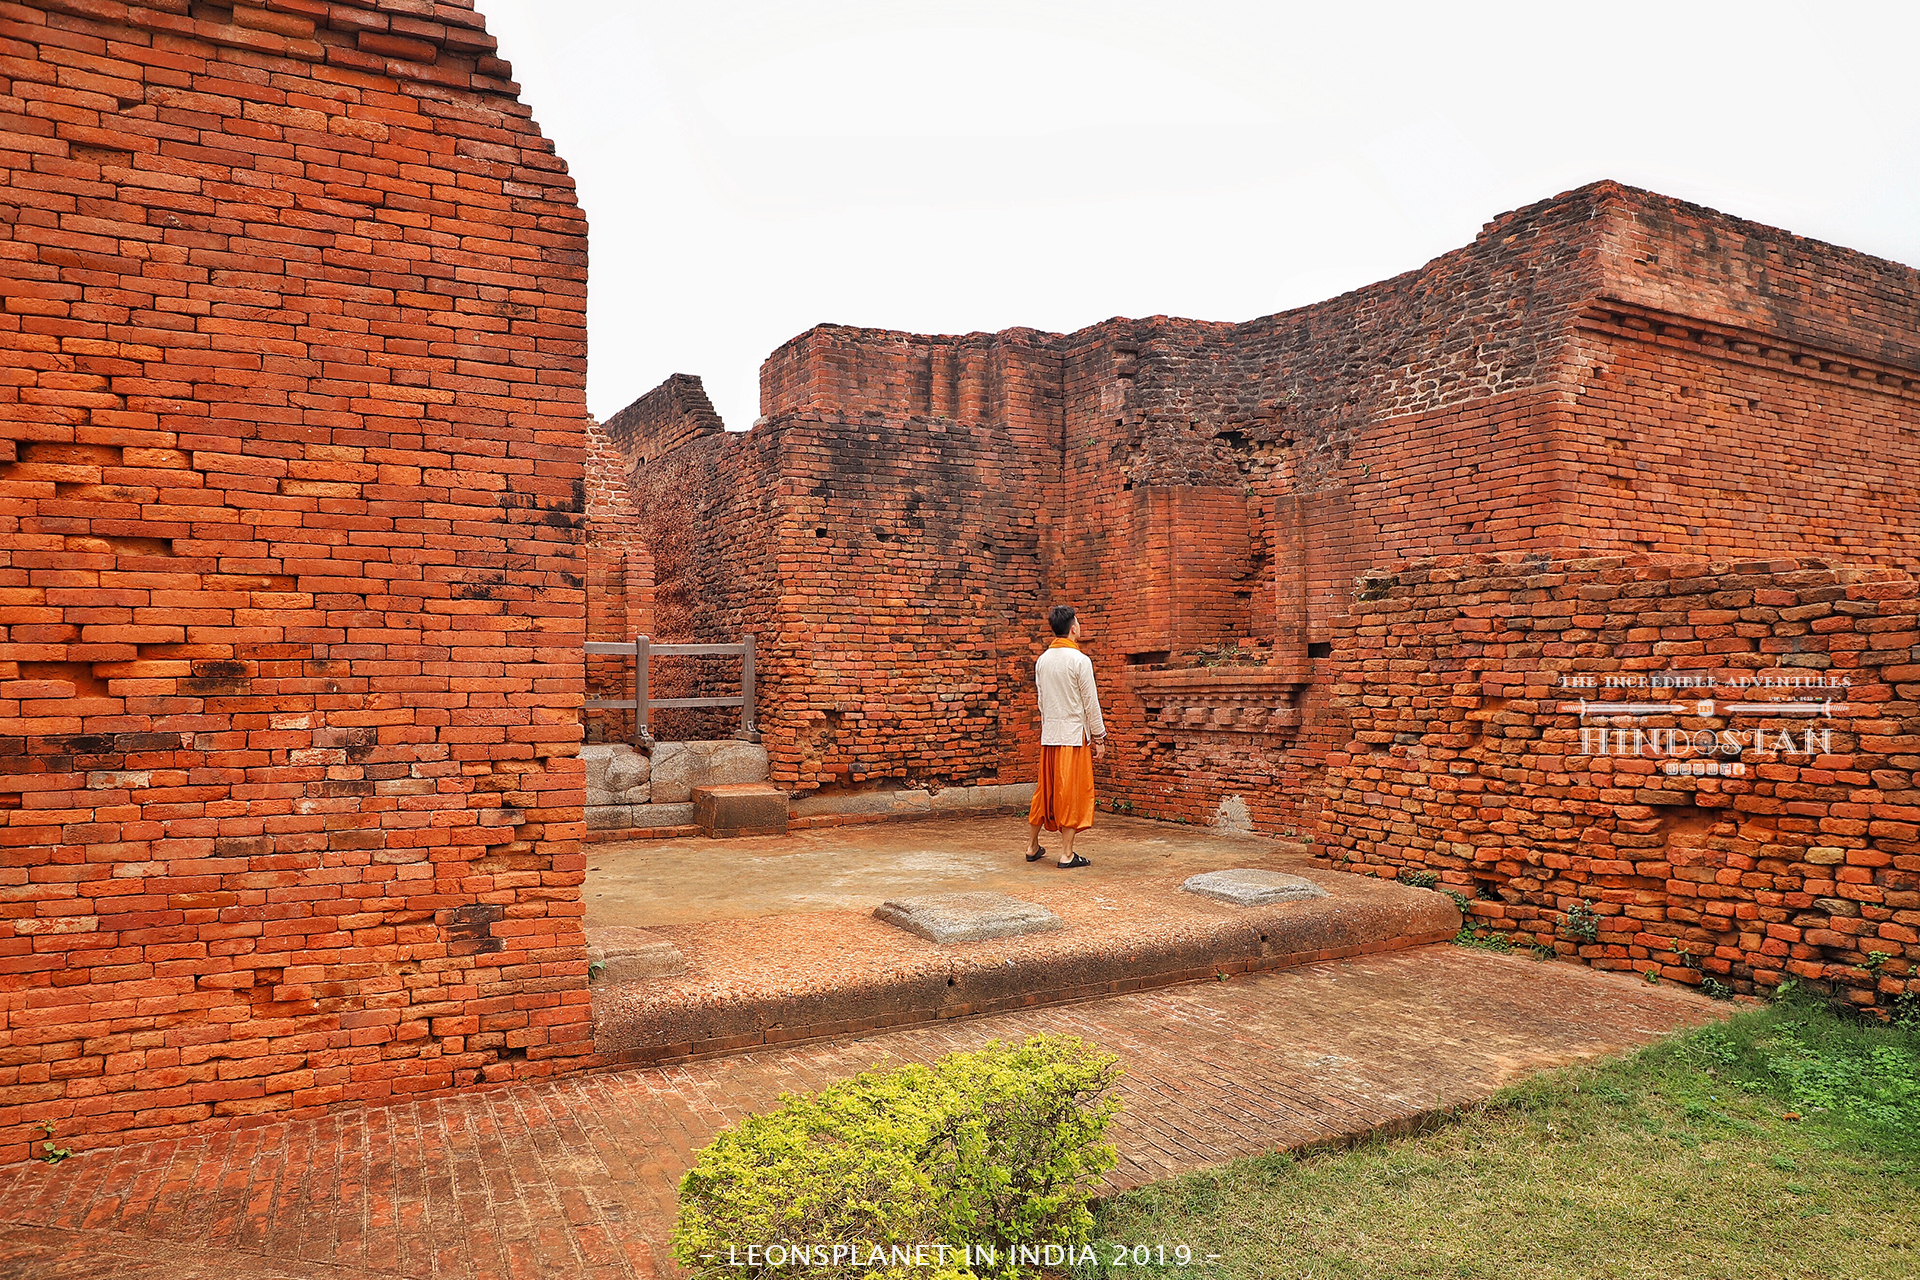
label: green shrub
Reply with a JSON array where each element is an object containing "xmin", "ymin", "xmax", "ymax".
[{"xmin": 672, "ymin": 1036, "xmax": 1124, "ymax": 1279}]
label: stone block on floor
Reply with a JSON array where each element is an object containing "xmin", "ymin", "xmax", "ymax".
[
  {"xmin": 693, "ymin": 783, "xmax": 789, "ymax": 837},
  {"xmin": 929, "ymin": 782, "xmax": 1038, "ymax": 812},
  {"xmin": 1182, "ymin": 868, "xmax": 1329, "ymax": 906},
  {"xmin": 791, "ymin": 788, "xmax": 930, "ymax": 818},
  {"xmin": 586, "ymin": 925, "xmax": 687, "ymax": 982},
  {"xmin": 873, "ymin": 891, "xmax": 1065, "ymax": 943},
  {"xmin": 788, "ymin": 782, "xmax": 1036, "ymax": 821}
]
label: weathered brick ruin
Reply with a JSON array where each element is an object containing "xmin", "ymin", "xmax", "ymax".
[
  {"xmin": 5, "ymin": 0, "xmax": 1919, "ymax": 1166},
  {"xmin": 603, "ymin": 181, "xmax": 1919, "ymax": 1008},
  {"xmin": 604, "ymin": 181, "xmax": 1920, "ymax": 810},
  {"xmin": 0, "ymin": 0, "xmax": 591, "ymax": 1161}
]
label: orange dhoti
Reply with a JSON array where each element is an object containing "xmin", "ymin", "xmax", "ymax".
[{"xmin": 1028, "ymin": 743, "xmax": 1095, "ymax": 832}]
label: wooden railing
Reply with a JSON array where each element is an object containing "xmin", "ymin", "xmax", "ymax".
[{"xmin": 583, "ymin": 634, "xmax": 758, "ymax": 748}]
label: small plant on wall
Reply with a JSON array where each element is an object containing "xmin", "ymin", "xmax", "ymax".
[
  {"xmin": 36, "ymin": 1120, "xmax": 72, "ymax": 1165},
  {"xmin": 1561, "ymin": 900, "xmax": 1600, "ymax": 944}
]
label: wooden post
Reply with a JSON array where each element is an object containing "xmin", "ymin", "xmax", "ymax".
[
  {"xmin": 634, "ymin": 634, "xmax": 652, "ymax": 748},
  {"xmin": 738, "ymin": 633, "xmax": 758, "ymax": 741}
]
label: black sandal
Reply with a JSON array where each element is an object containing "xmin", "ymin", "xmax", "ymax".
[
  {"xmin": 1056, "ymin": 854, "xmax": 1091, "ymax": 869},
  {"xmin": 1025, "ymin": 848, "xmax": 1046, "ymax": 862}
]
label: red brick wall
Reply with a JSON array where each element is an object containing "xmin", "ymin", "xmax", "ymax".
[
  {"xmin": 0, "ymin": 0, "xmax": 591, "ymax": 1161},
  {"xmin": 1317, "ymin": 555, "xmax": 1920, "ymax": 1010},
  {"xmin": 1590, "ymin": 186, "xmax": 1920, "ymax": 369},
  {"xmin": 603, "ymin": 371, "xmax": 726, "ymax": 464},
  {"xmin": 996, "ymin": 179, "xmax": 1623, "ymax": 828},
  {"xmin": 623, "ymin": 413, "xmax": 779, "ymax": 744},
  {"xmin": 764, "ymin": 409, "xmax": 1052, "ymax": 793},
  {"xmin": 582, "ymin": 417, "xmax": 649, "ymax": 742},
  {"xmin": 608, "ymin": 181, "xmax": 1920, "ymax": 839},
  {"xmin": 627, "ymin": 330, "xmax": 1062, "ymax": 789},
  {"xmin": 1554, "ymin": 313, "xmax": 1920, "ymax": 565}
]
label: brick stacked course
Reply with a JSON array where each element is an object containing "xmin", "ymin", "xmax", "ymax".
[
  {"xmin": 0, "ymin": 0, "xmax": 591, "ymax": 1161},
  {"xmin": 1316, "ymin": 554, "xmax": 1920, "ymax": 1011},
  {"xmin": 1557, "ymin": 310, "xmax": 1920, "ymax": 563},
  {"xmin": 610, "ymin": 373, "xmax": 772, "ymax": 743},
  {"xmin": 610, "ymin": 181, "xmax": 1920, "ymax": 838},
  {"xmin": 582, "ymin": 416, "xmax": 649, "ymax": 743},
  {"xmin": 627, "ymin": 332, "xmax": 1061, "ymax": 789},
  {"xmin": 764, "ymin": 409, "xmax": 1048, "ymax": 791},
  {"xmin": 1050, "ymin": 318, "xmax": 1287, "ymax": 831}
]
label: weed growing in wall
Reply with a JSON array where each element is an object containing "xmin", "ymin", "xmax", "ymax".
[
  {"xmin": 1561, "ymin": 901, "xmax": 1600, "ymax": 944},
  {"xmin": 35, "ymin": 1121, "xmax": 71, "ymax": 1165}
]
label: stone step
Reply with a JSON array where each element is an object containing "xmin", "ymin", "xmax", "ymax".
[
  {"xmin": 692, "ymin": 782, "xmax": 788, "ymax": 837},
  {"xmin": 585, "ymin": 925, "xmax": 687, "ymax": 984}
]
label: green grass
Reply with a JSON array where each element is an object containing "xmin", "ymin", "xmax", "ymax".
[{"xmin": 1076, "ymin": 987, "xmax": 1920, "ymax": 1280}]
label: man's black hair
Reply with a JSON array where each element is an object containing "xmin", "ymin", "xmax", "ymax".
[{"xmin": 1048, "ymin": 605, "xmax": 1076, "ymax": 637}]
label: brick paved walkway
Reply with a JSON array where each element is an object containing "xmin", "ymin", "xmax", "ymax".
[{"xmin": 0, "ymin": 947, "xmax": 1725, "ymax": 1279}]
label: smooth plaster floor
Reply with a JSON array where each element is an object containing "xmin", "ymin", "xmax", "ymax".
[{"xmin": 582, "ymin": 813, "xmax": 1311, "ymax": 928}]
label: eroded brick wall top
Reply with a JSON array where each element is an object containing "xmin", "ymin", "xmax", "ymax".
[
  {"xmin": 1591, "ymin": 183, "xmax": 1920, "ymax": 369},
  {"xmin": 601, "ymin": 372, "xmax": 725, "ymax": 464}
]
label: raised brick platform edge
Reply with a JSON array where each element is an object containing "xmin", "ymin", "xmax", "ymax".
[
  {"xmin": 587, "ymin": 890, "xmax": 1451, "ymax": 1074},
  {"xmin": 602, "ymin": 931, "xmax": 1460, "ymax": 1069}
]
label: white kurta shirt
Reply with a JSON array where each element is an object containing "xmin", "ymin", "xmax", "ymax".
[{"xmin": 1035, "ymin": 641, "xmax": 1106, "ymax": 747}]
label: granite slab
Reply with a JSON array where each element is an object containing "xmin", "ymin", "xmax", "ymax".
[
  {"xmin": 873, "ymin": 891, "xmax": 1066, "ymax": 944},
  {"xmin": 1181, "ymin": 868, "xmax": 1329, "ymax": 907}
]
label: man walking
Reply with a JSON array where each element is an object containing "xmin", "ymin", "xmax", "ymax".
[{"xmin": 1026, "ymin": 605, "xmax": 1106, "ymax": 868}]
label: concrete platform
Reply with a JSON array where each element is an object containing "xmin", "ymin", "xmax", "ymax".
[{"xmin": 583, "ymin": 814, "xmax": 1460, "ymax": 1064}]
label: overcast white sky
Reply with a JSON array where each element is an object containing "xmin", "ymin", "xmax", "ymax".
[{"xmin": 480, "ymin": 2, "xmax": 1920, "ymax": 431}]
